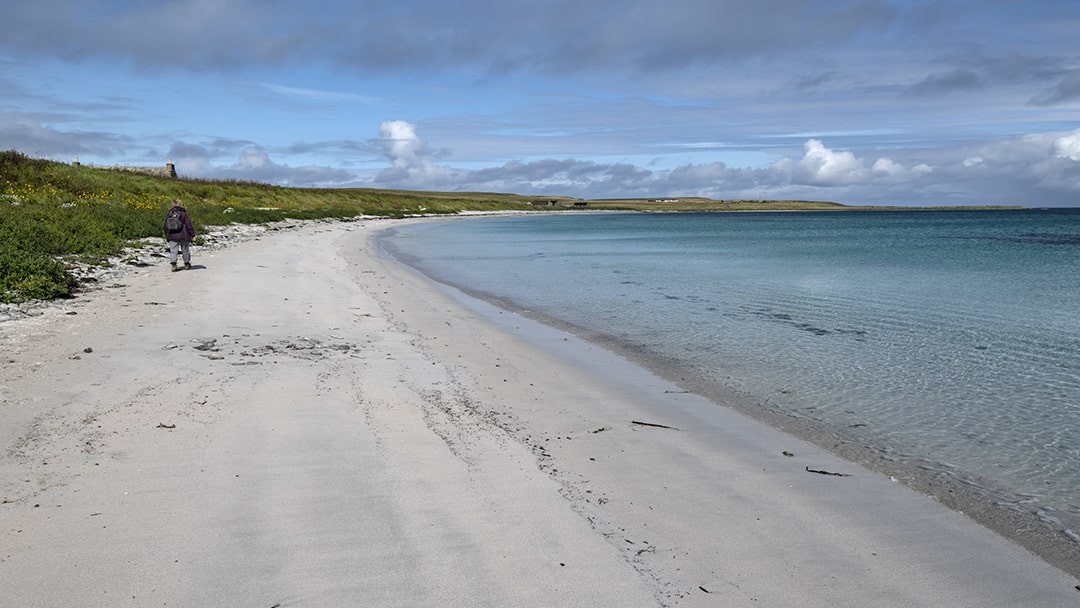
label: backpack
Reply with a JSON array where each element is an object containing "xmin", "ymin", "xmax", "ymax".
[{"xmin": 165, "ymin": 209, "xmax": 183, "ymax": 233}]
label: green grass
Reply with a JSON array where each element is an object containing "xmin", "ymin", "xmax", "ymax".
[{"xmin": 0, "ymin": 150, "xmax": 554, "ymax": 301}]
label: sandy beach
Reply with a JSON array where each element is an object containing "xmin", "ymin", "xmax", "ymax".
[{"xmin": 1, "ymin": 217, "xmax": 1077, "ymax": 607}]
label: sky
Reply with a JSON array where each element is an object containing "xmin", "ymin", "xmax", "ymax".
[{"xmin": 1, "ymin": 0, "xmax": 1079, "ymax": 206}]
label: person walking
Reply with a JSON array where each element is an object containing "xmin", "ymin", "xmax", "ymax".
[{"xmin": 164, "ymin": 199, "xmax": 196, "ymax": 271}]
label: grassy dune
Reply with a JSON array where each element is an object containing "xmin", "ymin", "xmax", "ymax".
[{"xmin": 0, "ymin": 151, "xmax": 550, "ymax": 301}]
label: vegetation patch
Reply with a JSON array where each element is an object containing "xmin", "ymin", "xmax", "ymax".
[{"xmin": 0, "ymin": 150, "xmax": 549, "ymax": 301}]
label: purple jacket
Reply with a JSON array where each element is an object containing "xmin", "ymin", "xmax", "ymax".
[{"xmin": 164, "ymin": 205, "xmax": 196, "ymax": 242}]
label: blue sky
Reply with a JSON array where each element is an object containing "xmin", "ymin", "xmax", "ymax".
[{"xmin": 2, "ymin": 0, "xmax": 1079, "ymax": 206}]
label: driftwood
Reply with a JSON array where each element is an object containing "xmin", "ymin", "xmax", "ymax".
[
  {"xmin": 631, "ymin": 420, "xmax": 679, "ymax": 430},
  {"xmin": 805, "ymin": 466, "xmax": 851, "ymax": 477}
]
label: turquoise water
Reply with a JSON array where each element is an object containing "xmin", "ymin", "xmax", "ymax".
[{"xmin": 378, "ymin": 209, "xmax": 1080, "ymax": 543}]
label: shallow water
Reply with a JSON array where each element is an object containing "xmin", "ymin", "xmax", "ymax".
[{"xmin": 379, "ymin": 209, "xmax": 1080, "ymax": 543}]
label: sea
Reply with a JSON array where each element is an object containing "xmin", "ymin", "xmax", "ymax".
[{"xmin": 376, "ymin": 208, "xmax": 1080, "ymax": 551}]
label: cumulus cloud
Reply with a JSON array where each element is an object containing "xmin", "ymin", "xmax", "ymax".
[
  {"xmin": 1054, "ymin": 129, "xmax": 1080, "ymax": 161},
  {"xmin": 373, "ymin": 121, "xmax": 461, "ymax": 188},
  {"xmin": 1019, "ymin": 128, "xmax": 1080, "ymax": 194},
  {"xmin": 380, "ymin": 121, "xmax": 425, "ymax": 169},
  {"xmin": 871, "ymin": 157, "xmax": 904, "ymax": 176},
  {"xmin": 773, "ymin": 139, "xmax": 868, "ymax": 186}
]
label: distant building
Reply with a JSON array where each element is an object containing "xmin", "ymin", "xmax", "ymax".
[{"xmin": 531, "ymin": 199, "xmax": 560, "ymax": 206}]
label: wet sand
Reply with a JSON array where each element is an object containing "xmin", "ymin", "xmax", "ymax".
[{"xmin": 0, "ymin": 218, "xmax": 1076, "ymax": 606}]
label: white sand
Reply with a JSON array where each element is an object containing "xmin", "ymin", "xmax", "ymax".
[{"xmin": 1, "ymin": 218, "xmax": 1076, "ymax": 607}]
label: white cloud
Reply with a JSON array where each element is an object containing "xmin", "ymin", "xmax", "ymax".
[
  {"xmin": 1053, "ymin": 129, "xmax": 1080, "ymax": 161},
  {"xmin": 375, "ymin": 120, "xmax": 461, "ymax": 188},
  {"xmin": 871, "ymin": 157, "xmax": 904, "ymax": 176},
  {"xmin": 379, "ymin": 120, "xmax": 425, "ymax": 169},
  {"xmin": 236, "ymin": 146, "xmax": 271, "ymax": 170},
  {"xmin": 773, "ymin": 139, "xmax": 868, "ymax": 186}
]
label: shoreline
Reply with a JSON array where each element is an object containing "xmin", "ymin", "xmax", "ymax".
[
  {"xmin": 376, "ymin": 218, "xmax": 1080, "ymax": 595},
  {"xmin": 403, "ymin": 272, "xmax": 1080, "ymax": 579},
  {"xmin": 377, "ymin": 214, "xmax": 1080, "ymax": 577},
  {"xmin": 1, "ymin": 217, "xmax": 1077, "ymax": 605}
]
